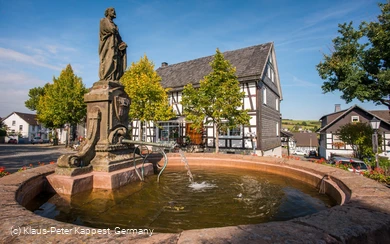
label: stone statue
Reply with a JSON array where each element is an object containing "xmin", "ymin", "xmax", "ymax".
[{"xmin": 99, "ymin": 7, "xmax": 127, "ymax": 81}]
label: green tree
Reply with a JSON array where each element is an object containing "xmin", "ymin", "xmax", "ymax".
[
  {"xmin": 337, "ymin": 122, "xmax": 379, "ymax": 159},
  {"xmin": 317, "ymin": 3, "xmax": 390, "ymax": 109},
  {"xmin": 121, "ymin": 55, "xmax": 175, "ymax": 141},
  {"xmin": 0, "ymin": 120, "xmax": 6, "ymax": 137},
  {"xmin": 37, "ymin": 64, "xmax": 88, "ymax": 146},
  {"xmin": 25, "ymin": 84, "xmax": 49, "ymax": 111},
  {"xmin": 181, "ymin": 48, "xmax": 250, "ymax": 153}
]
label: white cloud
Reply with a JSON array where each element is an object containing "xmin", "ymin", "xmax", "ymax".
[
  {"xmin": 0, "ymin": 47, "xmax": 62, "ymax": 71},
  {"xmin": 283, "ymin": 75, "xmax": 318, "ymax": 87},
  {"xmin": 0, "ymin": 88, "xmax": 31, "ymax": 117},
  {"xmin": 0, "ymin": 71, "xmax": 45, "ymax": 88}
]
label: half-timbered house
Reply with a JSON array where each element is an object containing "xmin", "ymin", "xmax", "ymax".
[
  {"xmin": 317, "ymin": 104, "xmax": 390, "ymax": 159},
  {"xmin": 131, "ymin": 42, "xmax": 283, "ymax": 156}
]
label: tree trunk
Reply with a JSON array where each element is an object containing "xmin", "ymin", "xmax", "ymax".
[
  {"xmin": 53, "ymin": 130, "xmax": 58, "ymax": 146},
  {"xmin": 140, "ymin": 121, "xmax": 144, "ymax": 141},
  {"xmin": 214, "ymin": 123, "xmax": 219, "ymax": 154}
]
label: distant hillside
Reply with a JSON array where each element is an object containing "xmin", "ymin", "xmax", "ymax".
[{"xmin": 282, "ymin": 119, "xmax": 320, "ymax": 132}]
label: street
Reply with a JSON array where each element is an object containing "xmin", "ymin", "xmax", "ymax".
[{"xmin": 0, "ymin": 144, "xmax": 71, "ymax": 173}]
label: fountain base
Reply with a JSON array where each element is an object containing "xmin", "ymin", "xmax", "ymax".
[{"xmin": 47, "ymin": 163, "xmax": 154, "ymax": 195}]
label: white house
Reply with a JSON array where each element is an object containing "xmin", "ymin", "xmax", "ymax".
[{"xmin": 1, "ymin": 112, "xmax": 48, "ymax": 142}]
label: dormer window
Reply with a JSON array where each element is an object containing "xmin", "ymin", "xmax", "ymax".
[{"xmin": 351, "ymin": 116, "xmax": 359, "ymax": 123}]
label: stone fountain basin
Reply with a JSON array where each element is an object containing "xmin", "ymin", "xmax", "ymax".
[{"xmin": 1, "ymin": 153, "xmax": 390, "ymax": 243}]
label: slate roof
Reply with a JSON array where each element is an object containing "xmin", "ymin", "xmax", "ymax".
[
  {"xmin": 156, "ymin": 42, "xmax": 273, "ymax": 91},
  {"xmin": 370, "ymin": 110, "xmax": 390, "ymax": 122},
  {"xmin": 16, "ymin": 112, "xmax": 39, "ymax": 126},
  {"xmin": 1, "ymin": 112, "xmax": 38, "ymax": 126},
  {"xmin": 292, "ymin": 132, "xmax": 319, "ymax": 147}
]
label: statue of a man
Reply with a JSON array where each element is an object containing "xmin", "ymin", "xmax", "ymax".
[{"xmin": 99, "ymin": 7, "xmax": 127, "ymax": 81}]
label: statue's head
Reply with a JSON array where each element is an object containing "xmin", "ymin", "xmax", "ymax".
[{"xmin": 104, "ymin": 7, "xmax": 116, "ymax": 18}]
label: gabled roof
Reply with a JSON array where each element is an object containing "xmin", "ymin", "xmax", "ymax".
[
  {"xmin": 1, "ymin": 112, "xmax": 39, "ymax": 126},
  {"xmin": 318, "ymin": 105, "xmax": 390, "ymax": 133},
  {"xmin": 281, "ymin": 130, "xmax": 293, "ymax": 137},
  {"xmin": 156, "ymin": 42, "xmax": 274, "ymax": 91},
  {"xmin": 370, "ymin": 110, "xmax": 390, "ymax": 122},
  {"xmin": 292, "ymin": 132, "xmax": 319, "ymax": 147}
]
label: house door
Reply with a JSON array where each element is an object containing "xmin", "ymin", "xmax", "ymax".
[{"xmin": 185, "ymin": 123, "xmax": 202, "ymax": 145}]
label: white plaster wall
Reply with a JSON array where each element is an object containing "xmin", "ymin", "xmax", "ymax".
[{"xmin": 3, "ymin": 113, "xmax": 29, "ymax": 138}]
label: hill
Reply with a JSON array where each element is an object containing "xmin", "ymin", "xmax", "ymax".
[{"xmin": 282, "ymin": 119, "xmax": 320, "ymax": 132}]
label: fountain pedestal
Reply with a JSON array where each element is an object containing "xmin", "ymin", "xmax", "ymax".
[
  {"xmin": 55, "ymin": 80, "xmax": 137, "ymax": 174},
  {"xmin": 49, "ymin": 81, "xmax": 149, "ymax": 194},
  {"xmin": 84, "ymin": 80, "xmax": 135, "ymax": 172},
  {"xmin": 47, "ymin": 163, "xmax": 154, "ymax": 195}
]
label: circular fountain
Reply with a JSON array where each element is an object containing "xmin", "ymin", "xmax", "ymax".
[
  {"xmin": 1, "ymin": 153, "xmax": 390, "ymax": 243},
  {"xmin": 25, "ymin": 163, "xmax": 336, "ymax": 233}
]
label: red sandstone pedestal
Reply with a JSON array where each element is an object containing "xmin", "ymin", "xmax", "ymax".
[{"xmin": 47, "ymin": 163, "xmax": 154, "ymax": 195}]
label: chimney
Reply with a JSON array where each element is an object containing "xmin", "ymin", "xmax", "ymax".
[
  {"xmin": 161, "ymin": 62, "xmax": 168, "ymax": 68},
  {"xmin": 334, "ymin": 104, "xmax": 341, "ymax": 112}
]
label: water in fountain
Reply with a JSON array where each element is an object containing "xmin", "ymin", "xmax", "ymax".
[
  {"xmin": 179, "ymin": 149, "xmax": 194, "ymax": 182},
  {"xmin": 27, "ymin": 166, "xmax": 336, "ymax": 233}
]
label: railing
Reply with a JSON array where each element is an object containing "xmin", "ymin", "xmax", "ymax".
[{"xmin": 120, "ymin": 139, "xmax": 177, "ymax": 182}]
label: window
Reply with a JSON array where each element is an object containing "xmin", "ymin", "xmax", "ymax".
[
  {"xmin": 19, "ymin": 125, "xmax": 23, "ymax": 131},
  {"xmin": 276, "ymin": 98, "xmax": 279, "ymax": 111},
  {"xmin": 219, "ymin": 125, "xmax": 242, "ymax": 137},
  {"xmin": 12, "ymin": 120, "xmax": 15, "ymax": 126},
  {"xmin": 276, "ymin": 122, "xmax": 279, "ymax": 136},
  {"xmin": 351, "ymin": 116, "xmax": 359, "ymax": 123},
  {"xmin": 267, "ymin": 63, "xmax": 275, "ymax": 82},
  {"xmin": 158, "ymin": 122, "xmax": 180, "ymax": 142},
  {"xmin": 263, "ymin": 88, "xmax": 267, "ymax": 105},
  {"xmin": 332, "ymin": 135, "xmax": 344, "ymax": 149}
]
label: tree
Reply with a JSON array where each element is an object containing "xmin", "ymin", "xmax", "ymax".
[
  {"xmin": 0, "ymin": 120, "xmax": 6, "ymax": 137},
  {"xmin": 181, "ymin": 48, "xmax": 250, "ymax": 153},
  {"xmin": 121, "ymin": 55, "xmax": 175, "ymax": 141},
  {"xmin": 337, "ymin": 122, "xmax": 379, "ymax": 159},
  {"xmin": 25, "ymin": 84, "xmax": 49, "ymax": 111},
  {"xmin": 317, "ymin": 3, "xmax": 390, "ymax": 109},
  {"xmin": 37, "ymin": 64, "xmax": 88, "ymax": 146}
]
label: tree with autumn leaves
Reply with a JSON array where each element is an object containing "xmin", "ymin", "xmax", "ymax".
[
  {"xmin": 121, "ymin": 55, "xmax": 175, "ymax": 141},
  {"xmin": 36, "ymin": 64, "xmax": 88, "ymax": 145},
  {"xmin": 181, "ymin": 49, "xmax": 250, "ymax": 153}
]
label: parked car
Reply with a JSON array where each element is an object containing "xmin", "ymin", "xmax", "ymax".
[
  {"xmin": 8, "ymin": 138, "xmax": 17, "ymax": 144},
  {"xmin": 292, "ymin": 150, "xmax": 306, "ymax": 156},
  {"xmin": 308, "ymin": 150, "xmax": 317, "ymax": 158},
  {"xmin": 379, "ymin": 151, "xmax": 390, "ymax": 159},
  {"xmin": 328, "ymin": 156, "xmax": 368, "ymax": 173},
  {"xmin": 31, "ymin": 137, "xmax": 43, "ymax": 144}
]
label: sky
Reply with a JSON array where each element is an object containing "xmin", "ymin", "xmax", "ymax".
[{"xmin": 0, "ymin": 0, "xmax": 388, "ymax": 120}]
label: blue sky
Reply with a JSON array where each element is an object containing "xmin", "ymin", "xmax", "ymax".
[{"xmin": 0, "ymin": 0, "xmax": 387, "ymax": 120}]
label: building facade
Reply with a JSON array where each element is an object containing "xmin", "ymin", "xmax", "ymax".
[
  {"xmin": 1, "ymin": 112, "xmax": 48, "ymax": 142},
  {"xmin": 317, "ymin": 105, "xmax": 390, "ymax": 159},
  {"xmin": 131, "ymin": 43, "xmax": 283, "ymax": 156}
]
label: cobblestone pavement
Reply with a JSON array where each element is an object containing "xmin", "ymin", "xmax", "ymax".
[{"xmin": 0, "ymin": 144, "xmax": 71, "ymax": 173}]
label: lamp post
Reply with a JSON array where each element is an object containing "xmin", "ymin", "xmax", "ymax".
[{"xmin": 369, "ymin": 117, "xmax": 381, "ymax": 169}]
